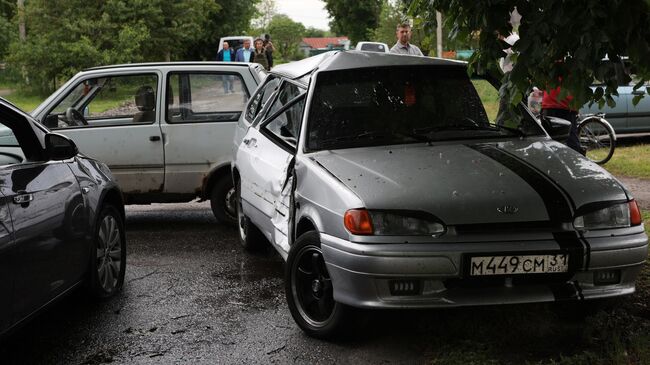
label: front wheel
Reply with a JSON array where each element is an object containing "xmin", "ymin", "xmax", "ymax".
[
  {"xmin": 578, "ymin": 118, "xmax": 616, "ymax": 164},
  {"xmin": 285, "ymin": 231, "xmax": 351, "ymax": 338},
  {"xmin": 89, "ymin": 204, "xmax": 126, "ymax": 299},
  {"xmin": 210, "ymin": 175, "xmax": 237, "ymax": 226}
]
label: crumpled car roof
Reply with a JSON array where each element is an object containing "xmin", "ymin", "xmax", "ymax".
[{"xmin": 270, "ymin": 50, "xmax": 466, "ymax": 83}]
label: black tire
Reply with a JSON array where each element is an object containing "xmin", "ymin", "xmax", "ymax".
[
  {"xmin": 235, "ymin": 178, "xmax": 265, "ymax": 251},
  {"xmin": 285, "ymin": 231, "xmax": 352, "ymax": 339},
  {"xmin": 89, "ymin": 204, "xmax": 126, "ymax": 299},
  {"xmin": 578, "ymin": 118, "xmax": 615, "ymax": 165},
  {"xmin": 210, "ymin": 174, "xmax": 237, "ymax": 226}
]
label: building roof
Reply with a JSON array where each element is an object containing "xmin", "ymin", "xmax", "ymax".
[
  {"xmin": 301, "ymin": 37, "xmax": 349, "ymax": 49},
  {"xmin": 270, "ymin": 50, "xmax": 466, "ymax": 82}
]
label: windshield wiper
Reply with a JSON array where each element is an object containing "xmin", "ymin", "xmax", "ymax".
[
  {"xmin": 412, "ymin": 124, "xmax": 488, "ymax": 134},
  {"xmin": 491, "ymin": 124, "xmax": 527, "ymax": 137},
  {"xmin": 412, "ymin": 123, "xmax": 526, "ymax": 138},
  {"xmin": 318, "ymin": 130, "xmax": 427, "ymax": 148}
]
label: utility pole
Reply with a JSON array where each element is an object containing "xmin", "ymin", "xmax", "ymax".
[
  {"xmin": 17, "ymin": 0, "xmax": 28, "ymax": 84},
  {"xmin": 436, "ymin": 11, "xmax": 442, "ymax": 58},
  {"xmin": 17, "ymin": 0, "xmax": 25, "ymax": 41}
]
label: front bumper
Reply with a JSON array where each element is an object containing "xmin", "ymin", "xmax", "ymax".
[{"xmin": 320, "ymin": 231, "xmax": 648, "ymax": 309}]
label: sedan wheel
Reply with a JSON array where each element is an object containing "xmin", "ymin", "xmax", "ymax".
[
  {"xmin": 90, "ymin": 205, "xmax": 125, "ymax": 299},
  {"xmin": 285, "ymin": 231, "xmax": 350, "ymax": 338},
  {"xmin": 236, "ymin": 179, "xmax": 264, "ymax": 251}
]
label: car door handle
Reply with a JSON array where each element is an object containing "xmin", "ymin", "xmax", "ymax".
[
  {"xmin": 13, "ymin": 193, "xmax": 33, "ymax": 204},
  {"xmin": 243, "ymin": 138, "xmax": 257, "ymax": 147},
  {"xmin": 150, "ymin": 136, "xmax": 161, "ymax": 141}
]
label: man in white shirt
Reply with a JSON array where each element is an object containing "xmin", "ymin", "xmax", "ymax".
[{"xmin": 390, "ymin": 23, "xmax": 424, "ymax": 56}]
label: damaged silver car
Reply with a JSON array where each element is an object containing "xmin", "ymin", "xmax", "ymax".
[{"xmin": 231, "ymin": 51, "xmax": 648, "ymax": 338}]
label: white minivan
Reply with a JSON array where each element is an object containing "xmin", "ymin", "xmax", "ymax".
[
  {"xmin": 217, "ymin": 36, "xmax": 255, "ymax": 53},
  {"xmin": 31, "ymin": 62, "xmax": 266, "ymax": 224}
]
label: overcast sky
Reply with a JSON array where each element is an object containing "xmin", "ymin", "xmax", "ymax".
[{"xmin": 276, "ymin": 0, "xmax": 331, "ymax": 30}]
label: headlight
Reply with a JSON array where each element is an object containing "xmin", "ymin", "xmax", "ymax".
[
  {"xmin": 344, "ymin": 209, "xmax": 446, "ymax": 236},
  {"xmin": 573, "ymin": 201, "xmax": 642, "ymax": 230}
]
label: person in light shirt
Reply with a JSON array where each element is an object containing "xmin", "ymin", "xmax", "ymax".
[
  {"xmin": 235, "ymin": 39, "xmax": 254, "ymax": 62},
  {"xmin": 389, "ymin": 23, "xmax": 423, "ymax": 56}
]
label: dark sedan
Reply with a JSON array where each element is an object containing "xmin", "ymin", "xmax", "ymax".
[{"xmin": 0, "ymin": 98, "xmax": 125, "ymax": 336}]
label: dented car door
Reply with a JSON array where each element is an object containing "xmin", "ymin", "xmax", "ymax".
[{"xmin": 237, "ymin": 82, "xmax": 305, "ymax": 254}]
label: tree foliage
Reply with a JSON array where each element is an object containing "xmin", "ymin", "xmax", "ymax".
[
  {"xmin": 251, "ymin": 0, "xmax": 276, "ymax": 30},
  {"xmin": 408, "ymin": 0, "xmax": 650, "ymax": 108},
  {"xmin": 304, "ymin": 27, "xmax": 331, "ymax": 38},
  {"xmin": 267, "ymin": 14, "xmax": 305, "ymax": 61},
  {"xmin": 4, "ymin": 0, "xmax": 270, "ymax": 93},
  {"xmin": 0, "ymin": 1, "xmax": 15, "ymax": 59},
  {"xmin": 372, "ymin": 1, "xmax": 404, "ymax": 47},
  {"xmin": 324, "ymin": 0, "xmax": 382, "ymax": 43},
  {"xmin": 187, "ymin": 0, "xmax": 260, "ymax": 60}
]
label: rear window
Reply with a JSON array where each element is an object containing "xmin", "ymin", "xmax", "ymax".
[
  {"xmin": 360, "ymin": 43, "xmax": 386, "ymax": 53},
  {"xmin": 307, "ymin": 66, "xmax": 540, "ymax": 151}
]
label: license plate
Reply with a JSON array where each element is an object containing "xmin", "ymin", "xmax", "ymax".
[{"xmin": 469, "ymin": 254, "xmax": 569, "ymax": 276}]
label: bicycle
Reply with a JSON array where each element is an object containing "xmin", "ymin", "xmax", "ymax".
[
  {"xmin": 528, "ymin": 89, "xmax": 616, "ymax": 165},
  {"xmin": 577, "ymin": 112, "xmax": 616, "ymax": 165}
]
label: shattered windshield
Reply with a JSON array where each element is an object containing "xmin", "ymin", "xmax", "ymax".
[{"xmin": 306, "ymin": 66, "xmax": 543, "ymax": 151}]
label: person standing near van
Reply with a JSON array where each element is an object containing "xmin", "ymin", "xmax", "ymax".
[
  {"xmin": 390, "ymin": 23, "xmax": 423, "ymax": 56},
  {"xmin": 235, "ymin": 39, "xmax": 254, "ymax": 62},
  {"xmin": 217, "ymin": 41, "xmax": 235, "ymax": 61},
  {"xmin": 216, "ymin": 41, "xmax": 236, "ymax": 93},
  {"xmin": 252, "ymin": 38, "xmax": 271, "ymax": 71},
  {"xmin": 264, "ymin": 34, "xmax": 275, "ymax": 69}
]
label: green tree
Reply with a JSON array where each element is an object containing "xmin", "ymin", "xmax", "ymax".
[
  {"xmin": 0, "ymin": 15, "xmax": 13, "ymax": 59},
  {"xmin": 102, "ymin": 0, "xmax": 220, "ymax": 61},
  {"xmin": 8, "ymin": 0, "xmax": 220, "ymax": 93},
  {"xmin": 408, "ymin": 0, "xmax": 650, "ymax": 108},
  {"xmin": 304, "ymin": 27, "xmax": 331, "ymax": 38},
  {"xmin": 188, "ymin": 0, "xmax": 260, "ymax": 60},
  {"xmin": 251, "ymin": 0, "xmax": 276, "ymax": 29},
  {"xmin": 324, "ymin": 0, "xmax": 382, "ymax": 43},
  {"xmin": 267, "ymin": 14, "xmax": 305, "ymax": 61},
  {"xmin": 0, "ymin": 1, "xmax": 16, "ymax": 59},
  {"xmin": 372, "ymin": 1, "xmax": 403, "ymax": 47}
]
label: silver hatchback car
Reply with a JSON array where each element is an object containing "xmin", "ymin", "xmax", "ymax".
[{"xmin": 231, "ymin": 51, "xmax": 648, "ymax": 338}]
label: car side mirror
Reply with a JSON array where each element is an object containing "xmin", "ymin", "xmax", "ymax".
[
  {"xmin": 43, "ymin": 114, "xmax": 59, "ymax": 129},
  {"xmin": 45, "ymin": 133, "xmax": 79, "ymax": 160},
  {"xmin": 541, "ymin": 116, "xmax": 571, "ymax": 143}
]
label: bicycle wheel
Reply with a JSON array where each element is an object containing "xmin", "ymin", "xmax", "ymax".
[{"xmin": 578, "ymin": 118, "xmax": 615, "ymax": 164}]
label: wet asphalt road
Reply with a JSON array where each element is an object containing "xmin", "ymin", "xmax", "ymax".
[
  {"xmin": 0, "ymin": 202, "xmax": 455, "ymax": 364},
  {"xmin": 0, "ymin": 135, "xmax": 648, "ymax": 364}
]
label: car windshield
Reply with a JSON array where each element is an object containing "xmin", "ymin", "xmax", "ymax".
[{"xmin": 306, "ymin": 66, "xmax": 543, "ymax": 151}]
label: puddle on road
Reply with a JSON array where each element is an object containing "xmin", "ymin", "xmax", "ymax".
[{"xmin": 210, "ymin": 253, "xmax": 285, "ymax": 307}]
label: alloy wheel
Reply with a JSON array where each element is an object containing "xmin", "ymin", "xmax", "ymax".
[{"xmin": 96, "ymin": 214, "xmax": 122, "ymax": 292}]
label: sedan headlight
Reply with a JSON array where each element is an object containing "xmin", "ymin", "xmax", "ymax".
[
  {"xmin": 573, "ymin": 200, "xmax": 642, "ymax": 230},
  {"xmin": 344, "ymin": 209, "xmax": 446, "ymax": 236}
]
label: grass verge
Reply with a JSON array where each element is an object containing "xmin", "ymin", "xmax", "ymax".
[
  {"xmin": 601, "ymin": 144, "xmax": 650, "ymax": 179},
  {"xmin": 2, "ymin": 90, "xmax": 43, "ymax": 113}
]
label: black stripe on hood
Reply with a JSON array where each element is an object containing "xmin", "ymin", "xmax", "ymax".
[
  {"xmin": 487, "ymin": 144, "xmax": 593, "ymax": 272},
  {"xmin": 467, "ymin": 143, "xmax": 587, "ymax": 300}
]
